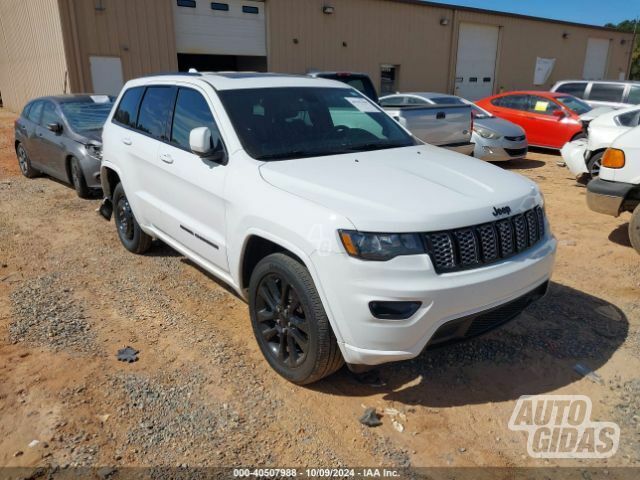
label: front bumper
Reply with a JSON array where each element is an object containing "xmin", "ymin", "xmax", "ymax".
[
  {"xmin": 586, "ymin": 178, "xmax": 635, "ymax": 217},
  {"xmin": 312, "ymin": 234, "xmax": 557, "ymax": 366},
  {"xmin": 445, "ymin": 142, "xmax": 475, "ymax": 156},
  {"xmin": 474, "ymin": 138, "xmax": 528, "ymax": 161},
  {"xmin": 560, "ymin": 139, "xmax": 588, "ymax": 177}
]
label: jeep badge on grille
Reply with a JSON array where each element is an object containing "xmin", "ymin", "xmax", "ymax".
[{"xmin": 492, "ymin": 206, "xmax": 512, "ymax": 217}]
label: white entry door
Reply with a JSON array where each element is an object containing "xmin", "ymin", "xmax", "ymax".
[
  {"xmin": 583, "ymin": 38, "xmax": 610, "ymax": 80},
  {"xmin": 454, "ymin": 23, "xmax": 500, "ymax": 101},
  {"xmin": 89, "ymin": 56, "xmax": 124, "ymax": 96}
]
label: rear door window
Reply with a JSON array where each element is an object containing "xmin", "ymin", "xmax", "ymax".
[
  {"xmin": 492, "ymin": 94, "xmax": 530, "ymax": 111},
  {"xmin": 136, "ymin": 86, "xmax": 176, "ymax": 140},
  {"xmin": 113, "ymin": 87, "xmax": 145, "ymax": 129},
  {"xmin": 555, "ymin": 82, "xmax": 588, "ymax": 98},
  {"xmin": 626, "ymin": 85, "xmax": 640, "ymax": 105},
  {"xmin": 588, "ymin": 83, "xmax": 625, "ymax": 103},
  {"xmin": 170, "ymin": 88, "xmax": 223, "ymax": 152},
  {"xmin": 27, "ymin": 101, "xmax": 44, "ymax": 124}
]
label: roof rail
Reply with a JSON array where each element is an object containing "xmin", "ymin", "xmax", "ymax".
[{"xmin": 140, "ymin": 71, "xmax": 203, "ymax": 78}]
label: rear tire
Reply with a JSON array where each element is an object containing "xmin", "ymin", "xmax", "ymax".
[
  {"xmin": 586, "ymin": 151, "xmax": 603, "ymax": 179},
  {"xmin": 248, "ymin": 253, "xmax": 343, "ymax": 384},
  {"xmin": 113, "ymin": 183, "xmax": 152, "ymax": 254},
  {"xmin": 70, "ymin": 157, "xmax": 90, "ymax": 198},
  {"xmin": 16, "ymin": 143, "xmax": 39, "ymax": 178},
  {"xmin": 629, "ymin": 205, "xmax": 640, "ymax": 255}
]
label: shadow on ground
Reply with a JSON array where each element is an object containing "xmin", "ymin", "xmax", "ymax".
[
  {"xmin": 498, "ymin": 158, "xmax": 546, "ymax": 170},
  {"xmin": 608, "ymin": 223, "xmax": 631, "ymax": 248},
  {"xmin": 314, "ymin": 281, "xmax": 628, "ymax": 407}
]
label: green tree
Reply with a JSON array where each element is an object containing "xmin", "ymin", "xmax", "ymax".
[{"xmin": 605, "ymin": 19, "xmax": 639, "ymax": 80}]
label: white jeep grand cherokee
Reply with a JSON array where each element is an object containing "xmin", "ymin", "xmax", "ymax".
[{"xmin": 100, "ymin": 73, "xmax": 556, "ymax": 384}]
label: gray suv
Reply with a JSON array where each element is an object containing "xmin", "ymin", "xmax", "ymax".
[
  {"xmin": 14, "ymin": 95, "xmax": 114, "ymax": 197},
  {"xmin": 551, "ymin": 80, "xmax": 640, "ymax": 109}
]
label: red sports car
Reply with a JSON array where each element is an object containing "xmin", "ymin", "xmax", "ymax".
[{"xmin": 476, "ymin": 91, "xmax": 593, "ymax": 149}]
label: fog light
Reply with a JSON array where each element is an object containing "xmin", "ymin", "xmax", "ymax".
[
  {"xmin": 602, "ymin": 148, "xmax": 625, "ymax": 169},
  {"xmin": 369, "ymin": 301, "xmax": 421, "ymax": 320}
]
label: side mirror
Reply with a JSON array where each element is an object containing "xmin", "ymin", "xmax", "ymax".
[
  {"xmin": 189, "ymin": 127, "xmax": 226, "ymax": 164},
  {"xmin": 553, "ymin": 110, "xmax": 566, "ymax": 119},
  {"xmin": 47, "ymin": 122, "xmax": 62, "ymax": 133}
]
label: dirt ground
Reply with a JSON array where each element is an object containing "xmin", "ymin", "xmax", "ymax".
[{"xmin": 0, "ymin": 106, "xmax": 639, "ymax": 477}]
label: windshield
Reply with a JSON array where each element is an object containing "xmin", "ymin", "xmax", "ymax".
[
  {"xmin": 218, "ymin": 87, "xmax": 416, "ymax": 160},
  {"xmin": 556, "ymin": 95, "xmax": 592, "ymax": 115},
  {"xmin": 60, "ymin": 98, "xmax": 114, "ymax": 132}
]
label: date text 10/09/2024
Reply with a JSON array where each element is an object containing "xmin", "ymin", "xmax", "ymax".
[{"xmin": 233, "ymin": 468, "xmax": 402, "ymax": 478}]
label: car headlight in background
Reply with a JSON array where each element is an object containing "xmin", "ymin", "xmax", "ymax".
[
  {"xmin": 85, "ymin": 143, "xmax": 103, "ymax": 161},
  {"xmin": 339, "ymin": 230, "xmax": 424, "ymax": 261},
  {"xmin": 474, "ymin": 127, "xmax": 501, "ymax": 139}
]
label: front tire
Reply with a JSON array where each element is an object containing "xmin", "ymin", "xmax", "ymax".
[
  {"xmin": 70, "ymin": 157, "xmax": 90, "ymax": 198},
  {"xmin": 16, "ymin": 143, "xmax": 39, "ymax": 178},
  {"xmin": 113, "ymin": 183, "xmax": 152, "ymax": 254},
  {"xmin": 629, "ymin": 204, "xmax": 640, "ymax": 255},
  {"xmin": 586, "ymin": 151, "xmax": 603, "ymax": 179},
  {"xmin": 248, "ymin": 253, "xmax": 343, "ymax": 384}
]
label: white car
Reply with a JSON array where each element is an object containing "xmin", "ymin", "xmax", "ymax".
[
  {"xmin": 587, "ymin": 125, "xmax": 640, "ymax": 253},
  {"xmin": 100, "ymin": 72, "xmax": 556, "ymax": 384},
  {"xmin": 561, "ymin": 106, "xmax": 640, "ymax": 179}
]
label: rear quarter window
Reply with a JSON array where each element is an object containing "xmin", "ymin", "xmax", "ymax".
[
  {"xmin": 113, "ymin": 87, "xmax": 145, "ymax": 129},
  {"xmin": 588, "ymin": 83, "xmax": 625, "ymax": 103}
]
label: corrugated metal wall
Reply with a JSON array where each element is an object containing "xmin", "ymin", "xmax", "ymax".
[
  {"xmin": 0, "ymin": 0, "xmax": 69, "ymax": 112},
  {"xmin": 58, "ymin": 0, "xmax": 178, "ymax": 94},
  {"xmin": 266, "ymin": 0, "xmax": 634, "ymax": 95}
]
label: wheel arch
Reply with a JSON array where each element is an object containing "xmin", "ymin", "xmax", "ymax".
[{"xmin": 100, "ymin": 165, "xmax": 121, "ymax": 200}]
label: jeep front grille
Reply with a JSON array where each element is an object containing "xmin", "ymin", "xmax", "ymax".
[{"xmin": 424, "ymin": 206, "xmax": 545, "ymax": 274}]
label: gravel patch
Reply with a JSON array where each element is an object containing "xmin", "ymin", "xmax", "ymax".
[{"xmin": 9, "ymin": 273, "xmax": 96, "ymax": 353}]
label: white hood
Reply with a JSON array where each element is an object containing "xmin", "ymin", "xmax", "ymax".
[{"xmin": 259, "ymin": 145, "xmax": 541, "ymax": 232}]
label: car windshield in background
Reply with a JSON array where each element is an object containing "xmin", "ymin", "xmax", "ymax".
[
  {"xmin": 60, "ymin": 98, "xmax": 114, "ymax": 132},
  {"xmin": 218, "ymin": 87, "xmax": 416, "ymax": 160},
  {"xmin": 430, "ymin": 96, "xmax": 466, "ymax": 105},
  {"xmin": 556, "ymin": 95, "xmax": 592, "ymax": 115}
]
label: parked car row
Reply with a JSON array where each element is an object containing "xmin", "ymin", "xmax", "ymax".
[{"xmin": 15, "ymin": 71, "xmax": 557, "ymax": 384}]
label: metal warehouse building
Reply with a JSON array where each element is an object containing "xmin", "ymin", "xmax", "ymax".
[{"xmin": 0, "ymin": 0, "xmax": 635, "ymax": 112}]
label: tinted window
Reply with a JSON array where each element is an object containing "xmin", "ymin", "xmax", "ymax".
[
  {"xmin": 555, "ymin": 95, "xmax": 592, "ymax": 115},
  {"xmin": 21, "ymin": 103, "xmax": 32, "ymax": 119},
  {"xmin": 114, "ymin": 87, "xmax": 144, "ymax": 128},
  {"xmin": 218, "ymin": 87, "xmax": 415, "ymax": 160},
  {"xmin": 60, "ymin": 99, "xmax": 114, "ymax": 132},
  {"xmin": 627, "ymin": 85, "xmax": 640, "ymax": 105},
  {"xmin": 171, "ymin": 88, "xmax": 223, "ymax": 152},
  {"xmin": 40, "ymin": 102, "xmax": 60, "ymax": 126},
  {"xmin": 406, "ymin": 97, "xmax": 428, "ymax": 105},
  {"xmin": 616, "ymin": 109, "xmax": 640, "ymax": 127},
  {"xmin": 555, "ymin": 82, "xmax": 587, "ymax": 98},
  {"xmin": 379, "ymin": 96, "xmax": 405, "ymax": 106},
  {"xmin": 211, "ymin": 2, "xmax": 228, "ymax": 10},
  {"xmin": 136, "ymin": 87, "xmax": 175, "ymax": 139},
  {"xmin": 589, "ymin": 83, "xmax": 625, "ymax": 103},
  {"xmin": 430, "ymin": 96, "xmax": 465, "ymax": 105},
  {"xmin": 492, "ymin": 94, "xmax": 530, "ymax": 111},
  {"xmin": 315, "ymin": 74, "xmax": 378, "ymax": 102},
  {"xmin": 528, "ymin": 96, "xmax": 560, "ymax": 116},
  {"xmin": 27, "ymin": 101, "xmax": 43, "ymax": 123}
]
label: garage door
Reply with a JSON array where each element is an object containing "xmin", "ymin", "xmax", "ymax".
[
  {"xmin": 173, "ymin": 0, "xmax": 266, "ymax": 56},
  {"xmin": 454, "ymin": 23, "xmax": 500, "ymax": 101},
  {"xmin": 582, "ymin": 38, "xmax": 610, "ymax": 80}
]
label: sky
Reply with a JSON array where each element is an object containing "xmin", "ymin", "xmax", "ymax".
[{"xmin": 424, "ymin": 0, "xmax": 639, "ymax": 27}]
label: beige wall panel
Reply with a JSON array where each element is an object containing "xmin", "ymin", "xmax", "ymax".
[
  {"xmin": 0, "ymin": 0, "xmax": 68, "ymax": 112},
  {"xmin": 266, "ymin": 0, "xmax": 634, "ymax": 95},
  {"xmin": 266, "ymin": 0, "xmax": 455, "ymax": 93},
  {"xmin": 58, "ymin": 0, "xmax": 178, "ymax": 94}
]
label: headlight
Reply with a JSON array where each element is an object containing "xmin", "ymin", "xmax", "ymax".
[
  {"xmin": 475, "ymin": 127, "xmax": 501, "ymax": 139},
  {"xmin": 339, "ymin": 230, "xmax": 424, "ymax": 261},
  {"xmin": 86, "ymin": 143, "xmax": 102, "ymax": 161}
]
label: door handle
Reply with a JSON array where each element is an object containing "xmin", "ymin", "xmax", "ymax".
[
  {"xmin": 160, "ymin": 154, "xmax": 174, "ymax": 164},
  {"xmin": 122, "ymin": 138, "xmax": 132, "ymax": 145}
]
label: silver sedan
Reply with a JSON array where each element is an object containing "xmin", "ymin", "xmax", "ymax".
[{"xmin": 380, "ymin": 92, "xmax": 528, "ymax": 161}]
